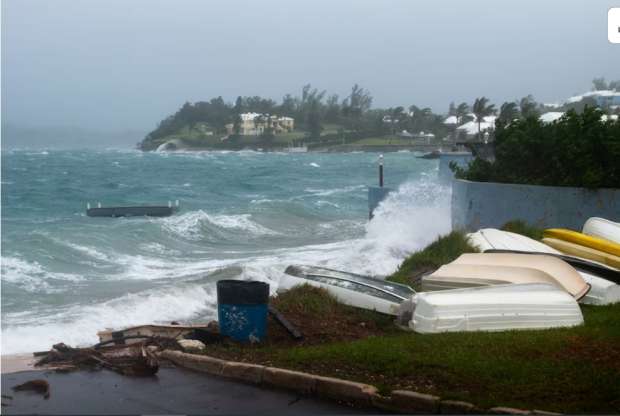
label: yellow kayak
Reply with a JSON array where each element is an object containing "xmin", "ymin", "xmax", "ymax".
[
  {"xmin": 542, "ymin": 238, "xmax": 620, "ymax": 269},
  {"xmin": 543, "ymin": 228, "xmax": 620, "ymax": 257}
]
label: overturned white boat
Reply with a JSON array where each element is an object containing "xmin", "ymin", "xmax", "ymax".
[
  {"xmin": 281, "ymin": 265, "xmax": 414, "ymax": 316},
  {"xmin": 410, "ymin": 283, "xmax": 584, "ymax": 334},
  {"xmin": 421, "ymin": 260, "xmax": 590, "ymax": 301},
  {"xmin": 582, "ymin": 217, "xmax": 620, "ymax": 245},
  {"xmin": 433, "ymin": 253, "xmax": 591, "ymax": 299},
  {"xmin": 467, "ymin": 228, "xmax": 620, "ymax": 305}
]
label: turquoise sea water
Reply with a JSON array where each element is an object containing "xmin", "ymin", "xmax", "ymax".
[{"xmin": 1, "ymin": 149, "xmax": 450, "ymax": 353}]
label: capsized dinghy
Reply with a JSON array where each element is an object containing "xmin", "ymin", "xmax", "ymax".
[
  {"xmin": 481, "ymin": 250, "xmax": 620, "ymax": 305},
  {"xmin": 467, "ymin": 228, "xmax": 620, "ymax": 305},
  {"xmin": 582, "ymin": 217, "xmax": 620, "ymax": 245},
  {"xmin": 421, "ymin": 263, "xmax": 590, "ymax": 300},
  {"xmin": 410, "ymin": 283, "xmax": 584, "ymax": 334},
  {"xmin": 467, "ymin": 228, "xmax": 559, "ymax": 254},
  {"xmin": 449, "ymin": 253, "xmax": 590, "ymax": 299},
  {"xmin": 281, "ymin": 265, "xmax": 415, "ymax": 316}
]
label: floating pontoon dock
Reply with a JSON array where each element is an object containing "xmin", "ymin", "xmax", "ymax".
[{"xmin": 86, "ymin": 201, "xmax": 180, "ymax": 218}]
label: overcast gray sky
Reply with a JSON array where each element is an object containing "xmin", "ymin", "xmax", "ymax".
[{"xmin": 2, "ymin": 0, "xmax": 619, "ymax": 131}]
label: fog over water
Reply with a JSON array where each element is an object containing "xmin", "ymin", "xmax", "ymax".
[{"xmin": 2, "ymin": 0, "xmax": 619, "ymax": 143}]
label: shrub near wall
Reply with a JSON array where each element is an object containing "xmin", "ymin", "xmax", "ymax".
[{"xmin": 453, "ymin": 107, "xmax": 620, "ymax": 189}]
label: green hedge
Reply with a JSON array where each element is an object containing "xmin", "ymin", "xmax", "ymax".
[{"xmin": 453, "ymin": 107, "xmax": 620, "ymax": 188}]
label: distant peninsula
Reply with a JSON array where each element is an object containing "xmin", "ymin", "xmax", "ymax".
[{"xmin": 139, "ymin": 80, "xmax": 620, "ymax": 152}]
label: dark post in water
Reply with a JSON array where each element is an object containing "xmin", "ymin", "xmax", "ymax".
[{"xmin": 379, "ymin": 154, "xmax": 384, "ymax": 187}]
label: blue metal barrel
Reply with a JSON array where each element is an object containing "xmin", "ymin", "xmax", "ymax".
[{"xmin": 217, "ymin": 280, "xmax": 269, "ymax": 342}]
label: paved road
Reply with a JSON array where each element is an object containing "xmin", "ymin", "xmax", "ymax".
[{"xmin": 2, "ymin": 366, "xmax": 375, "ymax": 414}]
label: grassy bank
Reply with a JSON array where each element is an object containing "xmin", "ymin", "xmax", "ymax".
[{"xmin": 203, "ymin": 285, "xmax": 620, "ymax": 413}]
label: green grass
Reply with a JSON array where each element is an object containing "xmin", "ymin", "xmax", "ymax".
[
  {"xmin": 273, "ymin": 284, "xmax": 395, "ymax": 329},
  {"xmin": 205, "ymin": 284, "xmax": 620, "ymax": 413},
  {"xmin": 501, "ymin": 220, "xmax": 544, "ymax": 240},
  {"xmin": 273, "ymin": 304, "xmax": 620, "ymax": 413},
  {"xmin": 387, "ymin": 231, "xmax": 478, "ymax": 285}
]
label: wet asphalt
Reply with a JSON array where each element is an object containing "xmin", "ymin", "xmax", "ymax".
[{"xmin": 1, "ymin": 366, "xmax": 378, "ymax": 414}]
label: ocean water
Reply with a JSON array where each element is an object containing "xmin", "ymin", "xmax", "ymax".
[{"xmin": 1, "ymin": 149, "xmax": 450, "ymax": 354}]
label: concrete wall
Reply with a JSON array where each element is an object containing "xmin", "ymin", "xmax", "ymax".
[
  {"xmin": 451, "ymin": 179, "xmax": 620, "ymax": 231},
  {"xmin": 438, "ymin": 152, "xmax": 473, "ymax": 183}
]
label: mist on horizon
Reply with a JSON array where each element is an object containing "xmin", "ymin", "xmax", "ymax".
[{"xmin": 2, "ymin": 0, "xmax": 619, "ymax": 147}]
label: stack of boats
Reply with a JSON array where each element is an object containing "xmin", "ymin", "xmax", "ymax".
[{"xmin": 281, "ymin": 217, "xmax": 620, "ymax": 335}]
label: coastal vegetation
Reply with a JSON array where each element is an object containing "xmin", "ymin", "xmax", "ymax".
[
  {"xmin": 453, "ymin": 107, "xmax": 620, "ymax": 188},
  {"xmin": 139, "ymin": 83, "xmax": 458, "ymax": 151},
  {"xmin": 139, "ymin": 77, "xmax": 620, "ymax": 152}
]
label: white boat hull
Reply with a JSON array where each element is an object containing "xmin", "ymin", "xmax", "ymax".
[
  {"xmin": 279, "ymin": 273, "xmax": 402, "ymax": 316},
  {"xmin": 411, "ymin": 283, "xmax": 583, "ymax": 334},
  {"xmin": 582, "ymin": 217, "xmax": 620, "ymax": 245}
]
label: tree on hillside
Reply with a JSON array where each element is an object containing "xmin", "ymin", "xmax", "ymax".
[
  {"xmin": 455, "ymin": 102, "xmax": 469, "ymax": 125},
  {"xmin": 593, "ymin": 77, "xmax": 608, "ymax": 91},
  {"xmin": 306, "ymin": 99, "xmax": 323, "ymax": 139},
  {"xmin": 448, "ymin": 102, "xmax": 456, "ymax": 116},
  {"xmin": 519, "ymin": 95, "xmax": 539, "ymax": 119},
  {"xmin": 325, "ymin": 94, "xmax": 340, "ymax": 123},
  {"xmin": 342, "ymin": 84, "xmax": 372, "ymax": 130},
  {"xmin": 232, "ymin": 96, "xmax": 243, "ymax": 134},
  {"xmin": 279, "ymin": 94, "xmax": 297, "ymax": 117},
  {"xmin": 472, "ymin": 97, "xmax": 496, "ymax": 139},
  {"xmin": 388, "ymin": 106, "xmax": 406, "ymax": 135},
  {"xmin": 498, "ymin": 102, "xmax": 520, "ymax": 124}
]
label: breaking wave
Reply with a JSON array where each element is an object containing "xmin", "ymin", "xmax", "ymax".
[{"xmin": 160, "ymin": 210, "xmax": 279, "ymax": 241}]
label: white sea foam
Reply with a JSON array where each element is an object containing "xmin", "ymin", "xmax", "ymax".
[
  {"xmin": 1, "ymin": 256, "xmax": 81, "ymax": 293},
  {"xmin": 113, "ymin": 254, "xmax": 239, "ymax": 281},
  {"xmin": 63, "ymin": 241, "xmax": 112, "ymax": 262},
  {"xmin": 309, "ymin": 162, "xmax": 320, "ymax": 168},
  {"xmin": 304, "ymin": 184, "xmax": 366, "ymax": 197},
  {"xmin": 1, "ymin": 284, "xmax": 219, "ymax": 354}
]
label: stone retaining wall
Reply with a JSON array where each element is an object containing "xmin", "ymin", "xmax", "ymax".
[{"xmin": 160, "ymin": 350, "xmax": 557, "ymax": 414}]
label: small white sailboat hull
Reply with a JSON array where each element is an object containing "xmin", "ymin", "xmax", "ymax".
[{"xmin": 411, "ymin": 283, "xmax": 584, "ymax": 334}]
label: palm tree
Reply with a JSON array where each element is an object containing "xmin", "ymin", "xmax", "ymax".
[
  {"xmin": 472, "ymin": 97, "xmax": 496, "ymax": 140},
  {"xmin": 455, "ymin": 102, "xmax": 469, "ymax": 125},
  {"xmin": 498, "ymin": 102, "xmax": 520, "ymax": 124},
  {"xmin": 390, "ymin": 106, "xmax": 405, "ymax": 135},
  {"xmin": 519, "ymin": 95, "xmax": 539, "ymax": 119}
]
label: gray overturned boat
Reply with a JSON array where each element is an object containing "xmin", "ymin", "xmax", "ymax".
[
  {"xmin": 281, "ymin": 265, "xmax": 414, "ymax": 316},
  {"xmin": 86, "ymin": 200, "xmax": 180, "ymax": 218}
]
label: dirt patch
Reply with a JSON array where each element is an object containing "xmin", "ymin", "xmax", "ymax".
[{"xmin": 555, "ymin": 335, "xmax": 620, "ymax": 372}]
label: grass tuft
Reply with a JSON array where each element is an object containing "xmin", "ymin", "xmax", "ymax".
[
  {"xmin": 387, "ymin": 231, "xmax": 477, "ymax": 285},
  {"xmin": 501, "ymin": 220, "xmax": 544, "ymax": 241}
]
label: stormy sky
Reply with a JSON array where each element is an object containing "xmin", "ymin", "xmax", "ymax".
[{"xmin": 2, "ymin": 0, "xmax": 619, "ymax": 132}]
